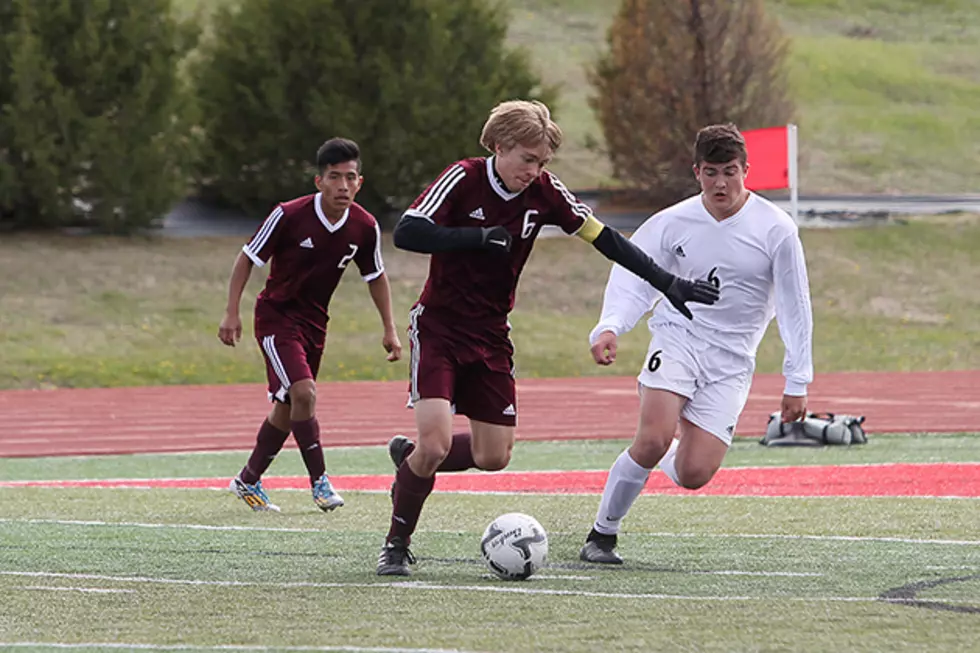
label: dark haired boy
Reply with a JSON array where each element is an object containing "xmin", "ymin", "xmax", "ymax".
[
  {"xmin": 219, "ymin": 138, "xmax": 402, "ymax": 512},
  {"xmin": 579, "ymin": 123, "xmax": 815, "ymax": 564}
]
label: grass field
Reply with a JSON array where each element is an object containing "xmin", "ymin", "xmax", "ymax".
[
  {"xmin": 5, "ymin": 1, "xmax": 979, "ymax": 651},
  {"xmin": 1, "ymin": 437, "xmax": 978, "ymax": 652},
  {"xmin": 2, "ymin": 214, "xmax": 978, "ymax": 390}
]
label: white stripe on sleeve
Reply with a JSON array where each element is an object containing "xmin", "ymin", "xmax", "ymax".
[
  {"xmin": 547, "ymin": 172, "xmax": 593, "ymax": 221},
  {"xmin": 414, "ymin": 165, "xmax": 466, "ymax": 218},
  {"xmin": 362, "ymin": 221, "xmax": 385, "ymax": 282},
  {"xmin": 244, "ymin": 206, "xmax": 284, "ymax": 267}
]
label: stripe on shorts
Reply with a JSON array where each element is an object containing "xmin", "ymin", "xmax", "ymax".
[
  {"xmin": 261, "ymin": 335, "xmax": 291, "ymax": 398},
  {"xmin": 407, "ymin": 304, "xmax": 425, "ymax": 404}
]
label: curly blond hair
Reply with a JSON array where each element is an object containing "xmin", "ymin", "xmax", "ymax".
[{"xmin": 479, "ymin": 100, "xmax": 563, "ymax": 154}]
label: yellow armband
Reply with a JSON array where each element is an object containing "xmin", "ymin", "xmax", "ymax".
[{"xmin": 575, "ymin": 214, "xmax": 605, "ymax": 244}]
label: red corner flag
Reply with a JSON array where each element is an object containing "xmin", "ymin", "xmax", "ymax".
[{"xmin": 742, "ymin": 124, "xmax": 799, "ymax": 222}]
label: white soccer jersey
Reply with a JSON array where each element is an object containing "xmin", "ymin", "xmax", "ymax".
[{"xmin": 590, "ymin": 193, "xmax": 814, "ymax": 396}]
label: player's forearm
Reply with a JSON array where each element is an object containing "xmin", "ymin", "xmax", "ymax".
[
  {"xmin": 780, "ymin": 315, "xmax": 814, "ymax": 395},
  {"xmin": 367, "ymin": 273, "xmax": 397, "ymax": 331},
  {"xmin": 393, "ymin": 214, "xmax": 484, "ymax": 253},
  {"xmin": 589, "ymin": 267, "xmax": 660, "ymax": 344},
  {"xmin": 225, "ymin": 251, "xmax": 253, "ymax": 315},
  {"xmin": 591, "ymin": 226, "xmax": 676, "ymax": 294},
  {"xmin": 774, "ymin": 235, "xmax": 814, "ymax": 394}
]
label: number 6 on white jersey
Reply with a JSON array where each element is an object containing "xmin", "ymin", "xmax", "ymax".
[{"xmin": 647, "ymin": 349, "xmax": 663, "ymax": 373}]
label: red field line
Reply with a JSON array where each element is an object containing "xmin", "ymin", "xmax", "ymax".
[
  {"xmin": 1, "ymin": 371, "xmax": 978, "ymax": 457},
  {"xmin": 4, "ymin": 463, "xmax": 979, "ymax": 498}
]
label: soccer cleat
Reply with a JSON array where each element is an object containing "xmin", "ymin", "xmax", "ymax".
[
  {"xmin": 229, "ymin": 476, "xmax": 280, "ymax": 512},
  {"xmin": 311, "ymin": 473, "xmax": 345, "ymax": 512},
  {"xmin": 376, "ymin": 537, "xmax": 417, "ymax": 576},
  {"xmin": 388, "ymin": 434, "xmax": 415, "ymax": 468},
  {"xmin": 579, "ymin": 528, "xmax": 624, "ymax": 565},
  {"xmin": 387, "ymin": 434, "xmax": 416, "ymax": 501}
]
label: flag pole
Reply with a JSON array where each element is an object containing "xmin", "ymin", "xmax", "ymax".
[{"xmin": 787, "ymin": 123, "xmax": 799, "ymax": 224}]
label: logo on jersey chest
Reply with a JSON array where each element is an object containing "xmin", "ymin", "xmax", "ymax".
[
  {"xmin": 300, "ymin": 237, "xmax": 314, "ymax": 249},
  {"xmin": 464, "ymin": 207, "xmax": 539, "ymax": 241}
]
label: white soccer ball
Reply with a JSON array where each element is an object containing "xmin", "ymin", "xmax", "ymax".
[{"xmin": 480, "ymin": 512, "xmax": 548, "ymax": 581}]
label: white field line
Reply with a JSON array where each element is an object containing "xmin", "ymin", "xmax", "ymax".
[
  {"xmin": 693, "ymin": 570, "xmax": 823, "ymax": 577},
  {"xmin": 2, "ymin": 517, "xmax": 978, "ymax": 547},
  {"xmin": 0, "ymin": 570, "xmax": 880, "ymax": 603},
  {"xmin": 16, "ymin": 586, "xmax": 135, "ymax": 594},
  {"xmin": 0, "ymin": 644, "xmax": 478, "ymax": 653}
]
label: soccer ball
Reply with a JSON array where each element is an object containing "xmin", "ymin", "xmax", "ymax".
[{"xmin": 480, "ymin": 512, "xmax": 548, "ymax": 581}]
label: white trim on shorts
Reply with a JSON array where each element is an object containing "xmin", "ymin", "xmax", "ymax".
[
  {"xmin": 261, "ymin": 335, "xmax": 291, "ymax": 403},
  {"xmin": 407, "ymin": 304, "xmax": 425, "ymax": 406}
]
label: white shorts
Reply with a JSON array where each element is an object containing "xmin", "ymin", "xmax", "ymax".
[{"xmin": 636, "ymin": 323, "xmax": 755, "ymax": 446}]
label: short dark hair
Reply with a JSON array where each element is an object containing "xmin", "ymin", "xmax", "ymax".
[
  {"xmin": 316, "ymin": 137, "xmax": 361, "ymax": 173},
  {"xmin": 693, "ymin": 123, "xmax": 747, "ymax": 167}
]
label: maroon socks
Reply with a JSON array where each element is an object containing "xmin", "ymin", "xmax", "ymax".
[
  {"xmin": 291, "ymin": 417, "xmax": 326, "ymax": 483},
  {"xmin": 240, "ymin": 419, "xmax": 290, "ymax": 484}
]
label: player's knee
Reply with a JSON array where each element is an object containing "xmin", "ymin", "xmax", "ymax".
[
  {"xmin": 288, "ymin": 383, "xmax": 316, "ymax": 414},
  {"xmin": 675, "ymin": 462, "xmax": 716, "ymax": 490},
  {"xmin": 413, "ymin": 438, "xmax": 451, "ymax": 473},
  {"xmin": 269, "ymin": 402, "xmax": 292, "ymax": 431},
  {"xmin": 629, "ymin": 434, "xmax": 672, "ymax": 469},
  {"xmin": 473, "ymin": 448, "xmax": 510, "ymax": 471}
]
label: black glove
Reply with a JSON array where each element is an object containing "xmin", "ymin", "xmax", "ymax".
[
  {"xmin": 664, "ymin": 278, "xmax": 720, "ymax": 320},
  {"xmin": 480, "ymin": 225, "xmax": 512, "ymax": 252}
]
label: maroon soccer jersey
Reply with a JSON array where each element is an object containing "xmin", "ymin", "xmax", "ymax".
[
  {"xmin": 244, "ymin": 194, "xmax": 384, "ymax": 336},
  {"xmin": 404, "ymin": 156, "xmax": 591, "ymax": 328}
]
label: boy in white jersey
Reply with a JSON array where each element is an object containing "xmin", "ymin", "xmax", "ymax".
[{"xmin": 579, "ymin": 123, "xmax": 814, "ymax": 564}]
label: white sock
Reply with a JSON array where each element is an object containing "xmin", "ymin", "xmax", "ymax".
[
  {"xmin": 658, "ymin": 438, "xmax": 681, "ymax": 486},
  {"xmin": 593, "ymin": 449, "xmax": 652, "ymax": 535}
]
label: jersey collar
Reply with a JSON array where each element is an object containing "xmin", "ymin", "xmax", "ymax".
[
  {"xmin": 314, "ymin": 193, "xmax": 350, "ymax": 232},
  {"xmin": 698, "ymin": 191, "xmax": 754, "ymax": 226},
  {"xmin": 486, "ymin": 157, "xmax": 522, "ymax": 202}
]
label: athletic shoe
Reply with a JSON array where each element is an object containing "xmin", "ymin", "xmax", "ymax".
[
  {"xmin": 388, "ymin": 434, "xmax": 415, "ymax": 468},
  {"xmin": 229, "ymin": 476, "xmax": 280, "ymax": 512},
  {"xmin": 312, "ymin": 473, "xmax": 345, "ymax": 512},
  {"xmin": 579, "ymin": 528, "xmax": 624, "ymax": 564},
  {"xmin": 376, "ymin": 537, "xmax": 416, "ymax": 576},
  {"xmin": 387, "ymin": 434, "xmax": 416, "ymax": 501}
]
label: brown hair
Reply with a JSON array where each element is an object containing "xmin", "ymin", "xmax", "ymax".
[
  {"xmin": 693, "ymin": 123, "xmax": 747, "ymax": 166},
  {"xmin": 479, "ymin": 100, "xmax": 563, "ymax": 154}
]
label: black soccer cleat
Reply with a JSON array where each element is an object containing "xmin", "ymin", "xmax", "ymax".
[
  {"xmin": 376, "ymin": 537, "xmax": 417, "ymax": 576},
  {"xmin": 579, "ymin": 528, "xmax": 624, "ymax": 565},
  {"xmin": 387, "ymin": 435, "xmax": 416, "ymax": 502},
  {"xmin": 388, "ymin": 434, "xmax": 416, "ymax": 468}
]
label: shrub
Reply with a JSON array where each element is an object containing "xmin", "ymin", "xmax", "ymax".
[
  {"xmin": 0, "ymin": 0, "xmax": 197, "ymax": 233},
  {"xmin": 191, "ymin": 0, "xmax": 554, "ymax": 222}
]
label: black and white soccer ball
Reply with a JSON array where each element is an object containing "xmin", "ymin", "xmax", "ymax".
[{"xmin": 480, "ymin": 512, "xmax": 548, "ymax": 581}]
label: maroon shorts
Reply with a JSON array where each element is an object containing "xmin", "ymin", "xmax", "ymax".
[
  {"xmin": 255, "ymin": 328, "xmax": 324, "ymax": 404},
  {"xmin": 407, "ymin": 304, "xmax": 516, "ymax": 426}
]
